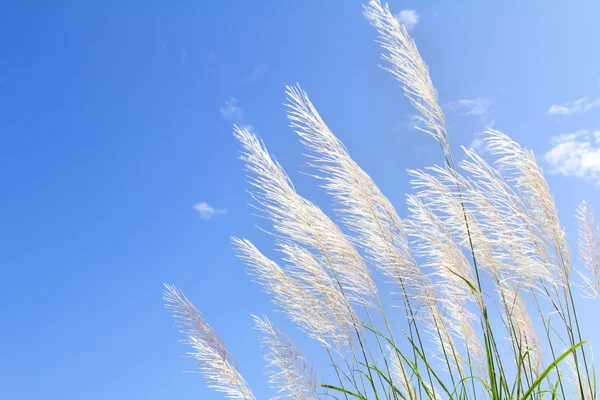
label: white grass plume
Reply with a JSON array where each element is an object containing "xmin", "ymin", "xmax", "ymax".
[
  {"xmin": 567, "ymin": 353, "xmax": 595, "ymax": 400},
  {"xmin": 499, "ymin": 282, "xmax": 541, "ymax": 376},
  {"xmin": 576, "ymin": 201, "xmax": 600, "ymax": 299},
  {"xmin": 286, "ymin": 86, "xmax": 470, "ymax": 377},
  {"xmin": 233, "ymin": 125, "xmax": 377, "ymax": 304},
  {"xmin": 410, "ymin": 161, "xmax": 526, "ymax": 284},
  {"xmin": 285, "ymin": 84, "xmax": 431, "ymax": 307},
  {"xmin": 459, "ymin": 147, "xmax": 553, "ymax": 286},
  {"xmin": 406, "ymin": 194, "xmax": 477, "ymax": 306},
  {"xmin": 405, "ymin": 195, "xmax": 476, "ymax": 376},
  {"xmin": 279, "ymin": 243, "xmax": 356, "ymax": 344},
  {"xmin": 387, "ymin": 345, "xmax": 417, "ymax": 399},
  {"xmin": 163, "ymin": 284, "xmax": 255, "ymax": 400},
  {"xmin": 365, "ymin": 0, "xmax": 449, "ymax": 155},
  {"xmin": 254, "ymin": 315, "xmax": 320, "ymax": 400},
  {"xmin": 285, "ymin": 85, "xmax": 463, "ymax": 383},
  {"xmin": 232, "ymin": 237, "xmax": 352, "ymax": 347},
  {"xmin": 485, "ymin": 129, "xmax": 569, "ymax": 285},
  {"xmin": 409, "ymin": 165, "xmax": 545, "ymax": 378}
]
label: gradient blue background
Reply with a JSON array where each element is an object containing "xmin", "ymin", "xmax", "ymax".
[{"xmin": 1, "ymin": 1, "xmax": 599, "ymax": 399}]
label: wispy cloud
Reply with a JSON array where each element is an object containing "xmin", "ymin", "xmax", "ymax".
[
  {"xmin": 245, "ymin": 66, "xmax": 267, "ymax": 82},
  {"xmin": 544, "ymin": 130, "xmax": 600, "ymax": 184},
  {"xmin": 468, "ymin": 120, "xmax": 496, "ymax": 154},
  {"xmin": 446, "ymin": 97, "xmax": 492, "ymax": 116},
  {"xmin": 220, "ymin": 97, "xmax": 254, "ymax": 133},
  {"xmin": 193, "ymin": 202, "xmax": 228, "ymax": 220},
  {"xmin": 180, "ymin": 48, "xmax": 187, "ymax": 64},
  {"xmin": 395, "ymin": 10, "xmax": 419, "ymax": 31},
  {"xmin": 220, "ymin": 97, "xmax": 242, "ymax": 121},
  {"xmin": 546, "ymin": 97, "xmax": 600, "ymax": 116},
  {"xmin": 470, "ymin": 137, "xmax": 485, "ymax": 153},
  {"xmin": 447, "ymin": 96, "xmax": 495, "ymax": 156}
]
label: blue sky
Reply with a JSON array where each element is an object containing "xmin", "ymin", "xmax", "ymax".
[{"xmin": 1, "ymin": 1, "xmax": 600, "ymax": 399}]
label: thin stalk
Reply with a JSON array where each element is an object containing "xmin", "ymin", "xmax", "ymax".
[
  {"xmin": 567, "ymin": 282, "xmax": 594, "ymax": 399},
  {"xmin": 363, "ymin": 305, "xmax": 396, "ymax": 400},
  {"xmin": 532, "ymin": 289, "xmax": 567, "ymax": 400},
  {"xmin": 369, "ymin": 299, "xmax": 415, "ymax": 400},
  {"xmin": 326, "ymin": 345, "xmax": 351, "ymax": 400}
]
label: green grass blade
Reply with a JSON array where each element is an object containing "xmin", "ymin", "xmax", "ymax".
[
  {"xmin": 320, "ymin": 384, "xmax": 368, "ymax": 400},
  {"xmin": 521, "ymin": 341, "xmax": 586, "ymax": 400}
]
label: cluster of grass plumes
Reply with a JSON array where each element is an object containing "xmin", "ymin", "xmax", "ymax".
[{"xmin": 165, "ymin": 1, "xmax": 599, "ymax": 399}]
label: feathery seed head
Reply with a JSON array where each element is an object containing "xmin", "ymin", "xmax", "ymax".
[
  {"xmin": 234, "ymin": 125, "xmax": 377, "ymax": 303},
  {"xmin": 576, "ymin": 201, "xmax": 600, "ymax": 299},
  {"xmin": 364, "ymin": 0, "xmax": 449, "ymax": 154},
  {"xmin": 232, "ymin": 237, "xmax": 351, "ymax": 347},
  {"xmin": 286, "ymin": 84, "xmax": 427, "ymax": 306},
  {"xmin": 163, "ymin": 284, "xmax": 255, "ymax": 399},
  {"xmin": 485, "ymin": 129, "xmax": 570, "ymax": 284},
  {"xmin": 254, "ymin": 315, "xmax": 320, "ymax": 400}
]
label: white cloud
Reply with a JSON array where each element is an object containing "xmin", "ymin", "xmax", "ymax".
[
  {"xmin": 546, "ymin": 97, "xmax": 600, "ymax": 116},
  {"xmin": 547, "ymin": 105, "xmax": 571, "ymax": 116},
  {"xmin": 193, "ymin": 202, "xmax": 228, "ymax": 220},
  {"xmin": 220, "ymin": 97, "xmax": 242, "ymax": 121},
  {"xmin": 396, "ymin": 9, "xmax": 419, "ymax": 31},
  {"xmin": 447, "ymin": 97, "xmax": 492, "ymax": 116},
  {"xmin": 550, "ymin": 130, "xmax": 588, "ymax": 145},
  {"xmin": 245, "ymin": 66, "xmax": 267, "ymax": 82},
  {"xmin": 468, "ymin": 120, "xmax": 496, "ymax": 154},
  {"xmin": 544, "ymin": 130, "xmax": 600, "ymax": 184},
  {"xmin": 470, "ymin": 137, "xmax": 486, "ymax": 153}
]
